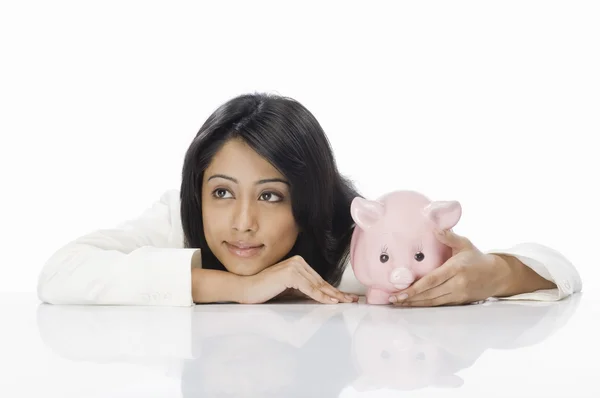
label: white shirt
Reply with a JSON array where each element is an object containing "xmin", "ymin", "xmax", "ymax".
[{"xmin": 36, "ymin": 189, "xmax": 583, "ymax": 306}]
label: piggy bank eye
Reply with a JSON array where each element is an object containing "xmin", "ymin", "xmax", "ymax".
[
  {"xmin": 415, "ymin": 252, "xmax": 425, "ymax": 262},
  {"xmin": 380, "ymin": 254, "xmax": 389, "ymax": 263}
]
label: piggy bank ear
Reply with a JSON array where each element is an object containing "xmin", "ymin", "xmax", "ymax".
[
  {"xmin": 351, "ymin": 197, "xmax": 385, "ymax": 230},
  {"xmin": 422, "ymin": 200, "xmax": 462, "ymax": 230}
]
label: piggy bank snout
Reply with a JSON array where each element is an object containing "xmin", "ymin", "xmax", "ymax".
[{"xmin": 390, "ymin": 267, "xmax": 415, "ymax": 289}]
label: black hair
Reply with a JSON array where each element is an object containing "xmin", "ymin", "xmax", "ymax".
[{"xmin": 180, "ymin": 92, "xmax": 361, "ymax": 286}]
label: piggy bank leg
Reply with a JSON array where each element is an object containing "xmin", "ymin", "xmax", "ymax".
[{"xmin": 366, "ymin": 288, "xmax": 392, "ymax": 305}]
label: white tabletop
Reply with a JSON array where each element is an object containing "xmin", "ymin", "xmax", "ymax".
[{"xmin": 1, "ymin": 291, "xmax": 597, "ymax": 397}]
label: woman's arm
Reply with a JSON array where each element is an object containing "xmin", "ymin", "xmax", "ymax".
[
  {"xmin": 486, "ymin": 242, "xmax": 582, "ymax": 301},
  {"xmin": 190, "ymin": 251, "xmax": 246, "ymax": 303},
  {"xmin": 37, "ymin": 190, "xmax": 197, "ymax": 306},
  {"xmin": 490, "ymin": 253, "xmax": 557, "ymax": 296}
]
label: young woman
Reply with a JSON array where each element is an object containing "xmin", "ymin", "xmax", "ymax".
[{"xmin": 36, "ymin": 93, "xmax": 582, "ymax": 306}]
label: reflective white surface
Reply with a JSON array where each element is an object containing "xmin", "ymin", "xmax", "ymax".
[{"xmin": 0, "ymin": 292, "xmax": 597, "ymax": 397}]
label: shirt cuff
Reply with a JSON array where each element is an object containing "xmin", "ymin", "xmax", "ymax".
[
  {"xmin": 485, "ymin": 242, "xmax": 582, "ymax": 301},
  {"xmin": 120, "ymin": 246, "xmax": 198, "ymax": 306},
  {"xmin": 38, "ymin": 246, "xmax": 199, "ymax": 306}
]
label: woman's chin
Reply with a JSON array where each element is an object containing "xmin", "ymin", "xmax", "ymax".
[{"xmin": 221, "ymin": 259, "xmax": 265, "ymax": 276}]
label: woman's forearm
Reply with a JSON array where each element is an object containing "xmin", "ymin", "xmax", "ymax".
[
  {"xmin": 190, "ymin": 251, "xmax": 245, "ymax": 303},
  {"xmin": 492, "ymin": 254, "xmax": 557, "ymax": 297}
]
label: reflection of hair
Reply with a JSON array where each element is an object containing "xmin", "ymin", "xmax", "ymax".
[
  {"xmin": 180, "ymin": 93, "xmax": 362, "ymax": 286},
  {"xmin": 180, "ymin": 314, "xmax": 356, "ymax": 397}
]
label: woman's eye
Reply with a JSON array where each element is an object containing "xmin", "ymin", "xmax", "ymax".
[
  {"xmin": 260, "ymin": 192, "xmax": 283, "ymax": 202},
  {"xmin": 213, "ymin": 189, "xmax": 232, "ymax": 199}
]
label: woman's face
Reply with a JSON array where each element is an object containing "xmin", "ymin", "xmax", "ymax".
[{"xmin": 201, "ymin": 138, "xmax": 300, "ymax": 276}]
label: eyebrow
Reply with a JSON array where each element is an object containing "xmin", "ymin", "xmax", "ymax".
[{"xmin": 207, "ymin": 174, "xmax": 290, "ymax": 186}]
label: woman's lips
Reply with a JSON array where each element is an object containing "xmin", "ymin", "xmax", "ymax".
[{"xmin": 225, "ymin": 242, "xmax": 264, "ymax": 258}]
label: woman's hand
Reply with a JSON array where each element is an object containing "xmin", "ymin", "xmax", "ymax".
[
  {"xmin": 239, "ymin": 255, "xmax": 359, "ymax": 304},
  {"xmin": 389, "ymin": 228, "xmax": 513, "ymax": 307}
]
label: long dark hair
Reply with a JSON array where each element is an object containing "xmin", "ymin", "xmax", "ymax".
[{"xmin": 180, "ymin": 93, "xmax": 361, "ymax": 286}]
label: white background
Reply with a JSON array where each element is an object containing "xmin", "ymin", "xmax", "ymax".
[{"xmin": 1, "ymin": 0, "xmax": 598, "ymax": 294}]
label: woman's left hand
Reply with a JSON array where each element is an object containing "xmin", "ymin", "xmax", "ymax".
[{"xmin": 389, "ymin": 228, "xmax": 510, "ymax": 307}]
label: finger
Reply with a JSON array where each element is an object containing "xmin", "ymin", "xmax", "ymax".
[
  {"xmin": 296, "ymin": 275, "xmax": 339, "ymax": 304},
  {"xmin": 433, "ymin": 228, "xmax": 473, "ymax": 251},
  {"xmin": 345, "ymin": 293, "xmax": 360, "ymax": 302},
  {"xmin": 297, "ymin": 267, "xmax": 353, "ymax": 303},
  {"xmin": 396, "ymin": 292, "xmax": 455, "ymax": 307},
  {"xmin": 297, "ymin": 256, "xmax": 331, "ymax": 283},
  {"xmin": 396, "ymin": 277, "xmax": 454, "ymax": 304},
  {"xmin": 296, "ymin": 257, "xmax": 354, "ymax": 303},
  {"xmin": 320, "ymin": 284, "xmax": 358, "ymax": 303},
  {"xmin": 391, "ymin": 263, "xmax": 455, "ymax": 302}
]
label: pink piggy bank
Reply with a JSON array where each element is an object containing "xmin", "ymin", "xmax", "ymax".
[{"xmin": 350, "ymin": 190, "xmax": 462, "ymax": 305}]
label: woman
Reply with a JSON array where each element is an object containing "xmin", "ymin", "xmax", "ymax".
[{"xmin": 36, "ymin": 93, "xmax": 582, "ymax": 306}]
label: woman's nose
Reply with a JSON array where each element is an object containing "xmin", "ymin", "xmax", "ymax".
[{"xmin": 231, "ymin": 201, "xmax": 258, "ymax": 232}]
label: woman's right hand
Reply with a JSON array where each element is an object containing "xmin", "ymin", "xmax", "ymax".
[{"xmin": 239, "ymin": 255, "xmax": 358, "ymax": 304}]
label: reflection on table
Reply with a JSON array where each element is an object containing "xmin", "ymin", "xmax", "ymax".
[{"xmin": 36, "ymin": 294, "xmax": 581, "ymax": 396}]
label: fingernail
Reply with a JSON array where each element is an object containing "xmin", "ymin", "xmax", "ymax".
[
  {"xmin": 345, "ymin": 295, "xmax": 353, "ymax": 301},
  {"xmin": 389, "ymin": 296, "xmax": 397, "ymax": 303},
  {"xmin": 331, "ymin": 298, "xmax": 339, "ymax": 303},
  {"xmin": 397, "ymin": 293, "xmax": 408, "ymax": 301}
]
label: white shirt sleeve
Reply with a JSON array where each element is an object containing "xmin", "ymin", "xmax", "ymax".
[
  {"xmin": 485, "ymin": 242, "xmax": 583, "ymax": 301},
  {"xmin": 37, "ymin": 190, "xmax": 198, "ymax": 306}
]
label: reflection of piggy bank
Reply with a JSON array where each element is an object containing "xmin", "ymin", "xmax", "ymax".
[
  {"xmin": 350, "ymin": 190, "xmax": 462, "ymax": 304},
  {"xmin": 351, "ymin": 308, "xmax": 465, "ymax": 391}
]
